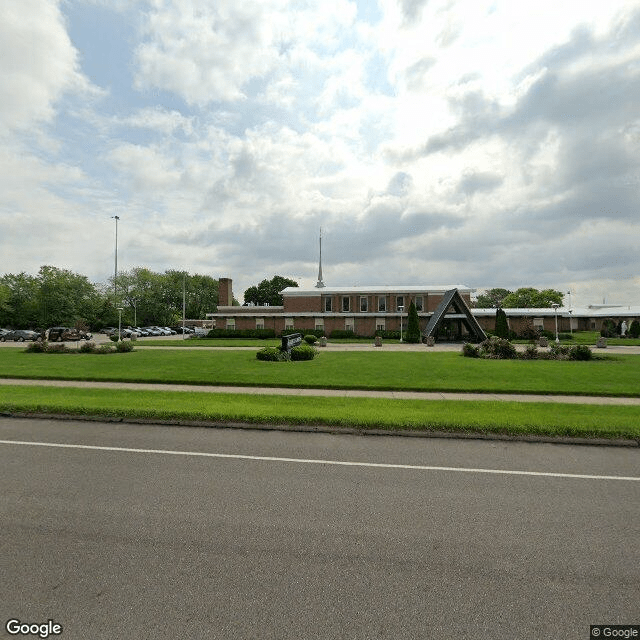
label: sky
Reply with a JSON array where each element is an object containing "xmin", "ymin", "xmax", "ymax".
[{"xmin": 1, "ymin": 0, "xmax": 639, "ymax": 306}]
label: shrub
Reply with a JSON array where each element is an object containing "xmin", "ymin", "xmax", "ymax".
[
  {"xmin": 517, "ymin": 318, "xmax": 540, "ymax": 341},
  {"xmin": 25, "ymin": 341, "xmax": 48, "ymax": 353},
  {"xmin": 494, "ymin": 308, "xmax": 509, "ymax": 339},
  {"xmin": 79, "ymin": 341, "xmax": 97, "ymax": 353},
  {"xmin": 375, "ymin": 330, "xmax": 400, "ymax": 340},
  {"xmin": 290, "ymin": 344, "xmax": 318, "ymax": 361},
  {"xmin": 47, "ymin": 343, "xmax": 69, "ymax": 354},
  {"xmin": 329, "ymin": 330, "xmax": 356, "ymax": 339},
  {"xmin": 115, "ymin": 340, "xmax": 135, "ymax": 352},
  {"xmin": 479, "ymin": 336, "xmax": 517, "ymax": 359},
  {"xmin": 256, "ymin": 347, "xmax": 289, "ymax": 362},
  {"xmin": 569, "ymin": 344, "xmax": 593, "ymax": 361},
  {"xmin": 600, "ymin": 320, "xmax": 616, "ymax": 338},
  {"xmin": 405, "ymin": 302, "xmax": 421, "ymax": 343},
  {"xmin": 549, "ymin": 344, "xmax": 571, "ymax": 359},
  {"xmin": 558, "ymin": 333, "xmax": 573, "ymax": 341},
  {"xmin": 519, "ymin": 344, "xmax": 539, "ymax": 360},
  {"xmin": 109, "ymin": 335, "xmax": 120, "ymax": 342},
  {"xmin": 629, "ymin": 320, "xmax": 640, "ymax": 338},
  {"xmin": 462, "ymin": 343, "xmax": 479, "ymax": 358},
  {"xmin": 98, "ymin": 345, "xmax": 114, "ymax": 354},
  {"xmin": 303, "ymin": 334, "xmax": 318, "ymax": 345}
]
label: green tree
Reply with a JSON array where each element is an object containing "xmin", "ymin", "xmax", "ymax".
[
  {"xmin": 0, "ymin": 272, "xmax": 39, "ymax": 328},
  {"xmin": 244, "ymin": 275, "xmax": 298, "ymax": 306},
  {"xmin": 405, "ymin": 301, "xmax": 421, "ymax": 343},
  {"xmin": 475, "ymin": 288, "xmax": 512, "ymax": 308},
  {"xmin": 629, "ymin": 320, "xmax": 640, "ymax": 338},
  {"xmin": 494, "ymin": 307, "xmax": 510, "ymax": 338},
  {"xmin": 501, "ymin": 288, "xmax": 564, "ymax": 308},
  {"xmin": 112, "ymin": 268, "xmax": 220, "ymax": 327}
]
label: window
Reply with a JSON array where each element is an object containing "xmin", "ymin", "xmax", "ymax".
[
  {"xmin": 360, "ymin": 296, "xmax": 368, "ymax": 312},
  {"xmin": 376, "ymin": 318, "xmax": 385, "ymax": 331},
  {"xmin": 396, "ymin": 295, "xmax": 404, "ymax": 311},
  {"xmin": 255, "ymin": 318, "xmax": 264, "ymax": 330},
  {"xmin": 284, "ymin": 317, "xmax": 294, "ymax": 330},
  {"xmin": 315, "ymin": 318, "xmax": 324, "ymax": 331},
  {"xmin": 378, "ymin": 296, "xmax": 386, "ymax": 312},
  {"xmin": 533, "ymin": 317, "xmax": 544, "ymax": 330},
  {"xmin": 345, "ymin": 318, "xmax": 354, "ymax": 332},
  {"xmin": 324, "ymin": 297, "xmax": 332, "ymax": 312},
  {"xmin": 342, "ymin": 296, "xmax": 350, "ymax": 312},
  {"xmin": 415, "ymin": 296, "xmax": 423, "ymax": 312},
  {"xmin": 226, "ymin": 318, "xmax": 235, "ymax": 330}
]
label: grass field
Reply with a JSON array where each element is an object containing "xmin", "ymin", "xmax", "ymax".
[
  {"xmin": 0, "ymin": 348, "xmax": 638, "ymax": 396},
  {"xmin": 2, "ymin": 347, "xmax": 639, "ymax": 440},
  {"xmin": 1, "ymin": 385, "xmax": 639, "ymax": 440},
  {"xmin": 139, "ymin": 331, "xmax": 640, "ymax": 347}
]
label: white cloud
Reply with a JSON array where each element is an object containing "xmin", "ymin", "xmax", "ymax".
[{"xmin": 0, "ymin": 0, "xmax": 98, "ymax": 132}]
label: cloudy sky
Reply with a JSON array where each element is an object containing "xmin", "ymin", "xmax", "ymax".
[{"xmin": 1, "ymin": 0, "xmax": 639, "ymax": 305}]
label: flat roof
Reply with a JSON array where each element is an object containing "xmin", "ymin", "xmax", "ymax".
[{"xmin": 282, "ymin": 285, "xmax": 473, "ymax": 296}]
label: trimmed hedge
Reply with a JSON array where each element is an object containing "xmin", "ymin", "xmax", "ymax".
[
  {"xmin": 256, "ymin": 347, "xmax": 290, "ymax": 362},
  {"xmin": 290, "ymin": 344, "xmax": 318, "ymax": 361},
  {"xmin": 24, "ymin": 341, "xmax": 135, "ymax": 355}
]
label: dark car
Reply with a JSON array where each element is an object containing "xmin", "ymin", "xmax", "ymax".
[{"xmin": 1, "ymin": 329, "xmax": 41, "ymax": 342}]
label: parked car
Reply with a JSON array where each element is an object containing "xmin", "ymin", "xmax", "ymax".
[
  {"xmin": 143, "ymin": 327, "xmax": 161, "ymax": 336},
  {"xmin": 1, "ymin": 329, "xmax": 41, "ymax": 342},
  {"xmin": 46, "ymin": 327, "xmax": 91, "ymax": 341}
]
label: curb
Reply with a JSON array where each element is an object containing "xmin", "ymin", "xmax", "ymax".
[{"xmin": 2, "ymin": 411, "xmax": 638, "ymax": 448}]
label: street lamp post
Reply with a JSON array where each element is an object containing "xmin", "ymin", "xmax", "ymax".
[
  {"xmin": 117, "ymin": 307, "xmax": 123, "ymax": 342},
  {"xmin": 398, "ymin": 305, "xmax": 404, "ymax": 343},
  {"xmin": 111, "ymin": 215, "xmax": 120, "ymax": 306},
  {"xmin": 552, "ymin": 302, "xmax": 560, "ymax": 343}
]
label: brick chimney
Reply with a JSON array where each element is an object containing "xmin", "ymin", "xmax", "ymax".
[{"xmin": 218, "ymin": 278, "xmax": 233, "ymax": 307}]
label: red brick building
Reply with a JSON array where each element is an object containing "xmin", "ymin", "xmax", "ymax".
[
  {"xmin": 209, "ymin": 278, "xmax": 475, "ymax": 337},
  {"xmin": 208, "ymin": 277, "xmax": 640, "ymax": 338}
]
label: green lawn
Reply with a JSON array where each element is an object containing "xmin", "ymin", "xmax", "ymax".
[
  {"xmin": 0, "ymin": 348, "xmax": 639, "ymax": 396},
  {"xmin": 142, "ymin": 331, "xmax": 640, "ymax": 347},
  {"xmin": 1, "ymin": 385, "xmax": 639, "ymax": 440}
]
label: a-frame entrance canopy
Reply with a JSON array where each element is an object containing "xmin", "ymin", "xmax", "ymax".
[{"xmin": 423, "ymin": 289, "xmax": 487, "ymax": 343}]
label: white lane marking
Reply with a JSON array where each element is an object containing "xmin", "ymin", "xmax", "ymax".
[{"xmin": 1, "ymin": 439, "xmax": 638, "ymax": 482}]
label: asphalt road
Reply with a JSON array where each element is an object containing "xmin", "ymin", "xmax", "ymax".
[{"xmin": 1, "ymin": 417, "xmax": 638, "ymax": 640}]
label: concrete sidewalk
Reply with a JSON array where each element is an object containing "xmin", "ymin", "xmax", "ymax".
[{"xmin": 1, "ymin": 378, "xmax": 639, "ymax": 405}]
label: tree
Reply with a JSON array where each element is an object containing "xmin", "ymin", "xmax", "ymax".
[
  {"xmin": 501, "ymin": 288, "xmax": 564, "ymax": 308},
  {"xmin": 405, "ymin": 301, "xmax": 421, "ymax": 343},
  {"xmin": 629, "ymin": 320, "xmax": 640, "ymax": 338},
  {"xmin": 475, "ymin": 288, "xmax": 512, "ymax": 309},
  {"xmin": 243, "ymin": 275, "xmax": 298, "ymax": 306},
  {"xmin": 494, "ymin": 307, "xmax": 510, "ymax": 338},
  {"xmin": 112, "ymin": 268, "xmax": 220, "ymax": 327}
]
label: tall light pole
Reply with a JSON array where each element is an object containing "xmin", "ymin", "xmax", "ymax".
[
  {"xmin": 552, "ymin": 302, "xmax": 560, "ymax": 343},
  {"xmin": 112, "ymin": 215, "xmax": 120, "ymax": 306},
  {"xmin": 398, "ymin": 305, "xmax": 404, "ymax": 343}
]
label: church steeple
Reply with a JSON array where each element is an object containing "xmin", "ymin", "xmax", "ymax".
[{"xmin": 315, "ymin": 228, "xmax": 325, "ymax": 288}]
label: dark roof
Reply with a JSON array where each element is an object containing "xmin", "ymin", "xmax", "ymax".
[{"xmin": 423, "ymin": 289, "xmax": 487, "ymax": 342}]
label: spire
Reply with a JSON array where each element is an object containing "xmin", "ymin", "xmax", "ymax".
[{"xmin": 315, "ymin": 228, "xmax": 325, "ymax": 288}]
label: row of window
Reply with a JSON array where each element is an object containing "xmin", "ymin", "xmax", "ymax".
[
  {"xmin": 324, "ymin": 295, "xmax": 423, "ymax": 313},
  {"xmin": 227, "ymin": 318, "xmax": 388, "ymax": 331}
]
